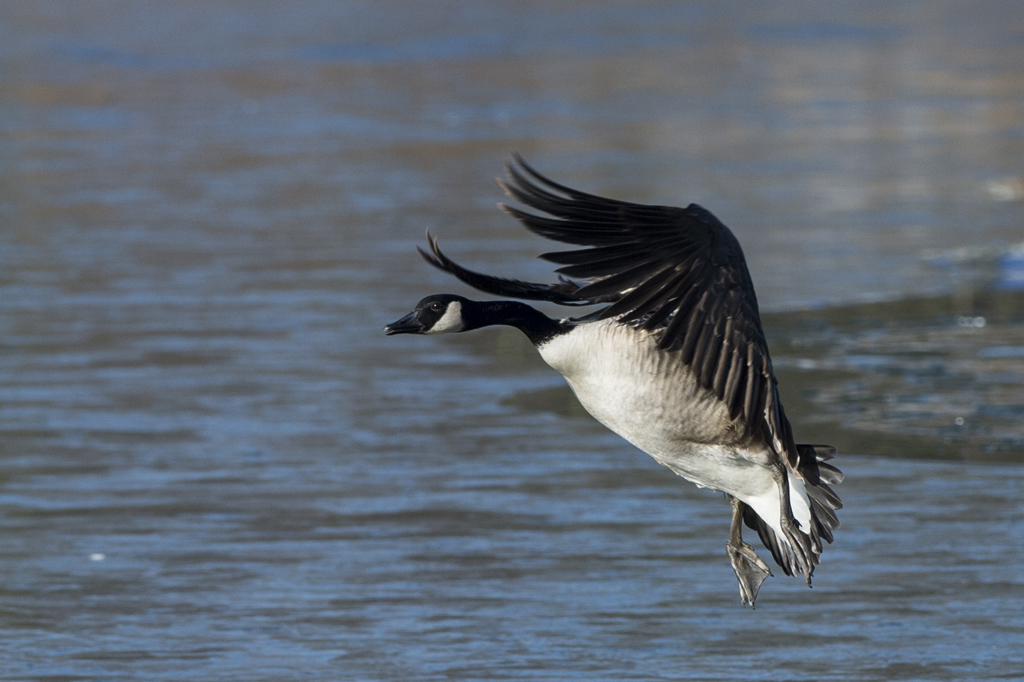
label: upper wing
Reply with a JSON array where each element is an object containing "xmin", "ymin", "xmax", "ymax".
[{"xmin": 421, "ymin": 155, "xmax": 810, "ymax": 475}]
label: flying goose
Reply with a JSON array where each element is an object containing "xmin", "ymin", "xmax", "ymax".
[{"xmin": 385, "ymin": 156, "xmax": 843, "ymax": 606}]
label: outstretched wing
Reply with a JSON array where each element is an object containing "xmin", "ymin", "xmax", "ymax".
[
  {"xmin": 421, "ymin": 155, "xmax": 808, "ymax": 475},
  {"xmin": 417, "ymin": 231, "xmax": 588, "ymax": 305}
]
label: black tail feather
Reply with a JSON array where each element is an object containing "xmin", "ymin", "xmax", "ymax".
[{"xmin": 743, "ymin": 445, "xmax": 843, "ymax": 578}]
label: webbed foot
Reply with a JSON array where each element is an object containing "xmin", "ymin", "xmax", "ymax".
[{"xmin": 727, "ymin": 539, "xmax": 772, "ymax": 607}]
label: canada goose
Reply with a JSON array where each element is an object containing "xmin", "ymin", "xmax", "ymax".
[{"xmin": 385, "ymin": 155, "xmax": 843, "ymax": 607}]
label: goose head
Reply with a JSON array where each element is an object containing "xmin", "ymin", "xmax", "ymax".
[{"xmin": 384, "ymin": 294, "xmax": 472, "ymax": 335}]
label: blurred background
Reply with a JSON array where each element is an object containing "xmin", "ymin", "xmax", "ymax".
[{"xmin": 1, "ymin": 1, "xmax": 1022, "ymax": 680}]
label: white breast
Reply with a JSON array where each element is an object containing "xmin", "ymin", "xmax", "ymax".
[
  {"xmin": 538, "ymin": 319, "xmax": 812, "ymax": 539},
  {"xmin": 538, "ymin": 320, "xmax": 769, "ymax": 493},
  {"xmin": 538, "ymin": 321, "xmax": 735, "ymax": 444}
]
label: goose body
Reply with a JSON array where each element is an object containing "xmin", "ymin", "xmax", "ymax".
[
  {"xmin": 537, "ymin": 319, "xmax": 812, "ymax": 541},
  {"xmin": 385, "ymin": 156, "xmax": 842, "ymax": 606}
]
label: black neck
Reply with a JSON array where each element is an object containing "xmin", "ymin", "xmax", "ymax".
[{"xmin": 464, "ymin": 300, "xmax": 564, "ymax": 346}]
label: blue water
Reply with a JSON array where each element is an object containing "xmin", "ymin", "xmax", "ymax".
[{"xmin": 2, "ymin": 1, "xmax": 1024, "ymax": 679}]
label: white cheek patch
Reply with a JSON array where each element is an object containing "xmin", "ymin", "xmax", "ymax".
[{"xmin": 424, "ymin": 301, "xmax": 465, "ymax": 334}]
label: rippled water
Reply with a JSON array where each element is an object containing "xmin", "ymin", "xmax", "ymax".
[{"xmin": 2, "ymin": 1, "xmax": 1024, "ymax": 680}]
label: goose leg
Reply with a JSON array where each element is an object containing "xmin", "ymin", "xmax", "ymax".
[
  {"xmin": 769, "ymin": 462, "xmax": 816, "ymax": 585},
  {"xmin": 725, "ymin": 496, "xmax": 772, "ymax": 608}
]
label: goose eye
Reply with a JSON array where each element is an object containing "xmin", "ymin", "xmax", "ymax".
[{"xmin": 430, "ymin": 302, "xmax": 444, "ymax": 312}]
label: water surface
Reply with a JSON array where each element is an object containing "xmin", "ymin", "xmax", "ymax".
[{"xmin": 2, "ymin": 1, "xmax": 1024, "ymax": 679}]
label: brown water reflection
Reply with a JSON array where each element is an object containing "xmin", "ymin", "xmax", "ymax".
[
  {"xmin": 2, "ymin": 1, "xmax": 1024, "ymax": 679},
  {"xmin": 772, "ymin": 289, "xmax": 1024, "ymax": 461}
]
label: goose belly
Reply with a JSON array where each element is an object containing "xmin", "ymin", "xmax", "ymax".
[{"xmin": 538, "ymin": 322, "xmax": 775, "ymax": 498}]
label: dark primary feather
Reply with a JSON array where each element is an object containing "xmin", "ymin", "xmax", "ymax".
[
  {"xmin": 421, "ymin": 155, "xmax": 823, "ymax": 483},
  {"xmin": 417, "ymin": 231, "xmax": 586, "ymax": 305}
]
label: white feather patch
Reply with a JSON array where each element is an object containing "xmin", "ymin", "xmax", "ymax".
[{"xmin": 425, "ymin": 301, "xmax": 465, "ymax": 334}]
